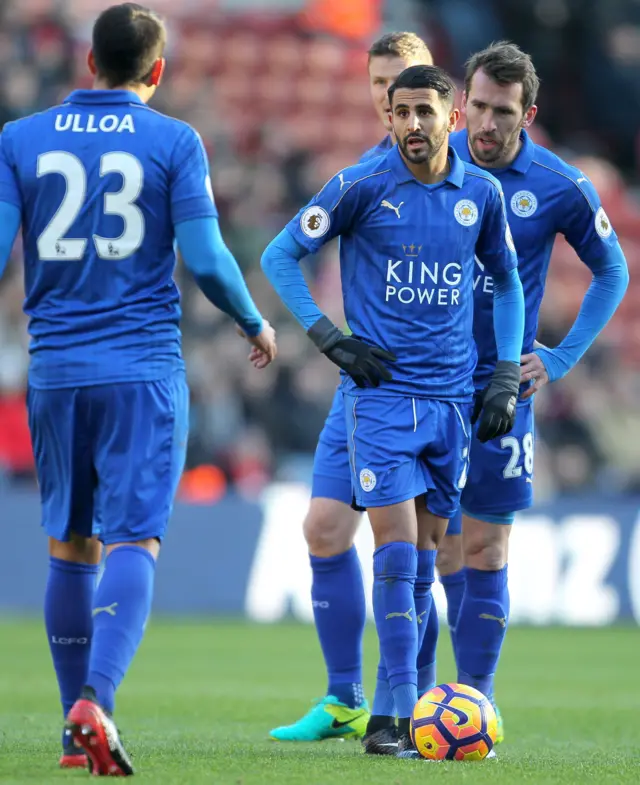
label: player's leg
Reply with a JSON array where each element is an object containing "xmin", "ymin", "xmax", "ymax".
[
  {"xmin": 455, "ymin": 399, "xmax": 535, "ymax": 743},
  {"xmin": 346, "ymin": 395, "xmax": 458, "ymax": 757},
  {"xmin": 66, "ymin": 371, "xmax": 189, "ymax": 776},
  {"xmin": 416, "ymin": 519, "xmax": 464, "ymax": 696},
  {"xmin": 345, "ymin": 396, "xmax": 421, "ymax": 731},
  {"xmin": 368, "ymin": 500, "xmax": 419, "ymax": 729},
  {"xmin": 27, "ymin": 386, "xmax": 99, "ymax": 769},
  {"xmin": 48, "ymin": 535, "xmax": 102, "ymax": 768},
  {"xmin": 414, "ymin": 495, "xmax": 448, "ymax": 697},
  {"xmin": 270, "ymin": 389, "xmax": 368, "ymax": 741},
  {"xmin": 455, "ymin": 512, "xmax": 510, "ymax": 746},
  {"xmin": 396, "ymin": 398, "xmax": 471, "ymax": 759}
]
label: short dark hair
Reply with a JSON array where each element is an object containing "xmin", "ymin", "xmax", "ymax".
[
  {"xmin": 388, "ymin": 65, "xmax": 456, "ymax": 108},
  {"xmin": 92, "ymin": 3, "xmax": 166, "ymax": 88},
  {"xmin": 368, "ymin": 32, "xmax": 433, "ymax": 65},
  {"xmin": 464, "ymin": 42, "xmax": 540, "ymax": 112}
]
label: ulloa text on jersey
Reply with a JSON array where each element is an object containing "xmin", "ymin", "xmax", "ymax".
[{"xmin": 54, "ymin": 114, "xmax": 135, "ymax": 133}]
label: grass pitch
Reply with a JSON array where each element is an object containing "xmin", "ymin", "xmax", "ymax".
[{"xmin": 0, "ymin": 619, "xmax": 638, "ymax": 783}]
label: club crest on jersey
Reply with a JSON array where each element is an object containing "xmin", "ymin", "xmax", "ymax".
[
  {"xmin": 359, "ymin": 468, "xmax": 377, "ymax": 492},
  {"xmin": 454, "ymin": 199, "xmax": 478, "ymax": 226},
  {"xmin": 511, "ymin": 190, "xmax": 538, "ymax": 217},
  {"xmin": 595, "ymin": 207, "xmax": 612, "ymax": 239},
  {"xmin": 300, "ymin": 206, "xmax": 330, "ymax": 239}
]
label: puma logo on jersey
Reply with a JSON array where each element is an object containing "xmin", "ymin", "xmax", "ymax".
[
  {"xmin": 338, "ymin": 173, "xmax": 352, "ymax": 191},
  {"xmin": 479, "ymin": 613, "xmax": 507, "ymax": 628},
  {"xmin": 385, "ymin": 609, "xmax": 413, "ymax": 621},
  {"xmin": 381, "ymin": 199, "xmax": 404, "ymax": 219},
  {"xmin": 93, "ymin": 602, "xmax": 119, "ymax": 617},
  {"xmin": 417, "ymin": 610, "xmax": 427, "ymax": 625}
]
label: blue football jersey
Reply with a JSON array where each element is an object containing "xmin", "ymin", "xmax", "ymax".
[
  {"xmin": 450, "ymin": 129, "xmax": 619, "ymax": 390},
  {"xmin": 359, "ymin": 135, "xmax": 393, "ymax": 163},
  {"xmin": 0, "ymin": 89, "xmax": 216, "ymax": 388},
  {"xmin": 286, "ymin": 144, "xmax": 517, "ymax": 400}
]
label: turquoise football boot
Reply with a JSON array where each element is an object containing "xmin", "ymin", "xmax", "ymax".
[{"xmin": 269, "ymin": 696, "xmax": 370, "ymax": 741}]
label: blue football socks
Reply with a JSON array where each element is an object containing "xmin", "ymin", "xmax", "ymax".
[
  {"xmin": 310, "ymin": 547, "xmax": 366, "ymax": 708},
  {"xmin": 456, "ymin": 565, "xmax": 509, "ymax": 702},
  {"xmin": 45, "ymin": 557, "xmax": 99, "ymax": 716},
  {"xmin": 373, "ymin": 542, "xmax": 418, "ymax": 719},
  {"xmin": 87, "ymin": 546, "xmax": 156, "ymax": 713},
  {"xmin": 417, "ymin": 600, "xmax": 439, "ymax": 696},
  {"xmin": 441, "ymin": 568, "xmax": 465, "ymax": 664}
]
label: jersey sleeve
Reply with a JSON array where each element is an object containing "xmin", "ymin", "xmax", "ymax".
[
  {"xmin": 285, "ymin": 169, "xmax": 362, "ymax": 254},
  {"xmin": 475, "ymin": 183, "xmax": 518, "ymax": 276},
  {"xmin": 0, "ymin": 129, "xmax": 22, "ymax": 211},
  {"xmin": 169, "ymin": 126, "xmax": 218, "ymax": 227},
  {"xmin": 560, "ymin": 173, "xmax": 619, "ymax": 266}
]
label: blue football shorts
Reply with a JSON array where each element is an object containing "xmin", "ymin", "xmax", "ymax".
[
  {"xmin": 344, "ymin": 393, "xmax": 472, "ymax": 516},
  {"xmin": 27, "ymin": 370, "xmax": 189, "ymax": 545},
  {"xmin": 446, "ymin": 397, "xmax": 534, "ymax": 534}
]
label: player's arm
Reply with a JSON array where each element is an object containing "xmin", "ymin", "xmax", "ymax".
[
  {"xmin": 261, "ymin": 176, "xmax": 395, "ymax": 388},
  {"xmin": 0, "ymin": 131, "xmax": 22, "ymax": 277},
  {"xmin": 474, "ymin": 184, "xmax": 525, "ymax": 442},
  {"xmin": 170, "ymin": 127, "xmax": 275, "ymax": 364},
  {"xmin": 520, "ymin": 178, "xmax": 629, "ymax": 398},
  {"xmin": 175, "ymin": 218, "xmax": 263, "ymax": 336}
]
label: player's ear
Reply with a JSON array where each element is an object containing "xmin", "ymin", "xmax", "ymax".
[
  {"xmin": 448, "ymin": 107, "xmax": 460, "ymax": 133},
  {"xmin": 523, "ymin": 104, "xmax": 537, "ymax": 128},
  {"xmin": 150, "ymin": 58, "xmax": 165, "ymax": 88},
  {"xmin": 87, "ymin": 50, "xmax": 97, "ymax": 76}
]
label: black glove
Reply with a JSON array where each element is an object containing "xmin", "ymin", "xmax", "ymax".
[
  {"xmin": 472, "ymin": 360, "xmax": 520, "ymax": 443},
  {"xmin": 308, "ymin": 316, "xmax": 396, "ymax": 388}
]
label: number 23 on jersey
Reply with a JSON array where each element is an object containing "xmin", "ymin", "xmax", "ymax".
[{"xmin": 37, "ymin": 150, "xmax": 144, "ymax": 261}]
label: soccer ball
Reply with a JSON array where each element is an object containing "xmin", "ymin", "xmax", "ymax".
[{"xmin": 410, "ymin": 683, "xmax": 497, "ymax": 761}]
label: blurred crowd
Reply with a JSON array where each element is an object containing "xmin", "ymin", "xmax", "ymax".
[{"xmin": 0, "ymin": 0, "xmax": 639, "ymax": 502}]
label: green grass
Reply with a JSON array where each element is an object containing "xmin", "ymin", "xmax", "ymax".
[{"xmin": 0, "ymin": 620, "xmax": 639, "ymax": 783}]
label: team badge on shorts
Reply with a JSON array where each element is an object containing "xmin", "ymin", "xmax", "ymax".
[
  {"xmin": 511, "ymin": 190, "xmax": 538, "ymax": 217},
  {"xmin": 454, "ymin": 199, "xmax": 478, "ymax": 226},
  {"xmin": 595, "ymin": 207, "xmax": 612, "ymax": 239},
  {"xmin": 301, "ymin": 206, "xmax": 330, "ymax": 238},
  {"xmin": 359, "ymin": 468, "xmax": 377, "ymax": 492}
]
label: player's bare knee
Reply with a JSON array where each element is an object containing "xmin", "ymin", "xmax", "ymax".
[
  {"xmin": 415, "ymin": 500, "xmax": 448, "ymax": 550},
  {"xmin": 48, "ymin": 534, "xmax": 102, "ymax": 565},
  {"xmin": 368, "ymin": 499, "xmax": 418, "ymax": 548},
  {"xmin": 462, "ymin": 515, "xmax": 510, "ymax": 570},
  {"xmin": 436, "ymin": 534, "xmax": 464, "ymax": 575},
  {"xmin": 304, "ymin": 498, "xmax": 359, "ymax": 557},
  {"xmin": 463, "ymin": 528, "xmax": 508, "ymax": 571}
]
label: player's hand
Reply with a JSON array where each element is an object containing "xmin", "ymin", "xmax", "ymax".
[
  {"xmin": 520, "ymin": 351, "xmax": 549, "ymax": 400},
  {"xmin": 472, "ymin": 360, "xmax": 520, "ymax": 443},
  {"xmin": 307, "ymin": 315, "xmax": 396, "ymax": 388},
  {"xmin": 237, "ymin": 319, "xmax": 277, "ymax": 369}
]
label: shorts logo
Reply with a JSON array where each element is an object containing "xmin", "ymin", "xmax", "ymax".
[
  {"xmin": 511, "ymin": 190, "xmax": 537, "ymax": 217},
  {"xmin": 301, "ymin": 206, "xmax": 330, "ymax": 239},
  {"xmin": 505, "ymin": 223, "xmax": 516, "ymax": 253},
  {"xmin": 595, "ymin": 207, "xmax": 612, "ymax": 239},
  {"xmin": 454, "ymin": 199, "xmax": 478, "ymax": 226},
  {"xmin": 359, "ymin": 468, "xmax": 377, "ymax": 492}
]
